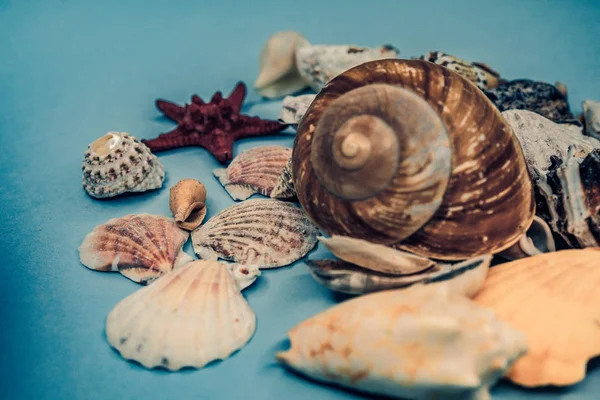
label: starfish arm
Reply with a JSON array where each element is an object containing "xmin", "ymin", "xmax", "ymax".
[
  {"xmin": 200, "ymin": 130, "xmax": 235, "ymax": 164},
  {"xmin": 191, "ymin": 95, "xmax": 205, "ymax": 105},
  {"xmin": 227, "ymin": 82, "xmax": 247, "ymax": 114},
  {"xmin": 141, "ymin": 127, "xmax": 190, "ymax": 152},
  {"xmin": 232, "ymin": 118, "xmax": 287, "ymax": 139},
  {"xmin": 156, "ymin": 100, "xmax": 185, "ymax": 122}
]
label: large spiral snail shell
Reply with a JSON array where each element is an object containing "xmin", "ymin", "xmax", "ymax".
[{"xmin": 292, "ymin": 59, "xmax": 535, "ymax": 260}]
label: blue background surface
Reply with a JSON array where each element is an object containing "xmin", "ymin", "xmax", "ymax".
[{"xmin": 2, "ymin": 0, "xmax": 600, "ymax": 399}]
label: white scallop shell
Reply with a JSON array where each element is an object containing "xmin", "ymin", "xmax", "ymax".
[
  {"xmin": 82, "ymin": 132, "xmax": 165, "ymax": 198},
  {"xmin": 583, "ymin": 99, "xmax": 600, "ymax": 140},
  {"xmin": 191, "ymin": 199, "xmax": 318, "ymax": 268},
  {"xmin": 106, "ymin": 260, "xmax": 256, "ymax": 371},
  {"xmin": 78, "ymin": 214, "xmax": 192, "ymax": 284}
]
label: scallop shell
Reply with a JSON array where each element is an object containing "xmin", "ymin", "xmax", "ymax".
[
  {"xmin": 82, "ymin": 132, "xmax": 165, "ymax": 198},
  {"xmin": 278, "ymin": 94, "xmax": 316, "ymax": 128},
  {"xmin": 254, "ymin": 31, "xmax": 310, "ymax": 98},
  {"xmin": 308, "ymin": 255, "xmax": 491, "ymax": 296},
  {"xmin": 583, "ymin": 99, "xmax": 600, "ymax": 140},
  {"xmin": 214, "ymin": 146, "xmax": 292, "ymax": 201},
  {"xmin": 295, "ymin": 44, "xmax": 399, "ymax": 92},
  {"xmin": 277, "ymin": 284, "xmax": 527, "ymax": 400},
  {"xmin": 418, "ymin": 51, "xmax": 502, "ymax": 90},
  {"xmin": 485, "ymin": 79, "xmax": 577, "ymax": 124},
  {"xmin": 106, "ymin": 260, "xmax": 256, "ymax": 370},
  {"xmin": 474, "ymin": 249, "xmax": 600, "ymax": 387},
  {"xmin": 270, "ymin": 157, "xmax": 296, "ymax": 199},
  {"xmin": 169, "ymin": 179, "xmax": 207, "ymax": 231},
  {"xmin": 191, "ymin": 199, "xmax": 318, "ymax": 268},
  {"xmin": 78, "ymin": 214, "xmax": 192, "ymax": 284}
]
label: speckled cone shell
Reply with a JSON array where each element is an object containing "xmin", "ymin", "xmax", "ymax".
[
  {"xmin": 78, "ymin": 214, "xmax": 192, "ymax": 284},
  {"xmin": 277, "ymin": 284, "xmax": 527, "ymax": 399},
  {"xmin": 105, "ymin": 260, "xmax": 256, "ymax": 371},
  {"xmin": 169, "ymin": 179, "xmax": 207, "ymax": 231},
  {"xmin": 474, "ymin": 249, "xmax": 600, "ymax": 387},
  {"xmin": 270, "ymin": 157, "xmax": 296, "ymax": 199},
  {"xmin": 214, "ymin": 146, "xmax": 292, "ymax": 201},
  {"xmin": 292, "ymin": 59, "xmax": 535, "ymax": 260},
  {"xmin": 191, "ymin": 199, "xmax": 318, "ymax": 268},
  {"xmin": 82, "ymin": 132, "xmax": 165, "ymax": 198}
]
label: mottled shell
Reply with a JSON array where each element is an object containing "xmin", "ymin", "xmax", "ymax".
[
  {"xmin": 583, "ymin": 99, "xmax": 600, "ymax": 140},
  {"xmin": 279, "ymin": 94, "xmax": 316, "ymax": 128},
  {"xmin": 82, "ymin": 132, "xmax": 165, "ymax": 198},
  {"xmin": 78, "ymin": 214, "xmax": 192, "ymax": 284},
  {"xmin": 277, "ymin": 284, "xmax": 526, "ymax": 399},
  {"xmin": 214, "ymin": 146, "xmax": 292, "ymax": 201},
  {"xmin": 169, "ymin": 179, "xmax": 207, "ymax": 231},
  {"xmin": 474, "ymin": 249, "xmax": 600, "ymax": 387},
  {"xmin": 270, "ymin": 157, "xmax": 296, "ymax": 199},
  {"xmin": 418, "ymin": 51, "xmax": 502, "ymax": 90},
  {"xmin": 191, "ymin": 199, "xmax": 318, "ymax": 268},
  {"xmin": 293, "ymin": 59, "xmax": 534, "ymax": 260},
  {"xmin": 106, "ymin": 260, "xmax": 256, "ymax": 371}
]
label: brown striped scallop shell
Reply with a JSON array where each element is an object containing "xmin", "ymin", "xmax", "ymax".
[
  {"xmin": 191, "ymin": 199, "xmax": 318, "ymax": 268},
  {"xmin": 292, "ymin": 59, "xmax": 535, "ymax": 260}
]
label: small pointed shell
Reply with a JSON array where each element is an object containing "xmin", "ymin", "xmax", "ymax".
[
  {"xmin": 498, "ymin": 216, "xmax": 556, "ymax": 260},
  {"xmin": 583, "ymin": 99, "xmax": 600, "ymax": 140},
  {"xmin": 270, "ymin": 157, "xmax": 296, "ymax": 199},
  {"xmin": 278, "ymin": 94, "xmax": 316, "ymax": 128},
  {"xmin": 214, "ymin": 146, "xmax": 292, "ymax": 201},
  {"xmin": 78, "ymin": 214, "xmax": 191, "ymax": 284},
  {"xmin": 106, "ymin": 260, "xmax": 256, "ymax": 370},
  {"xmin": 318, "ymin": 235, "xmax": 434, "ymax": 275},
  {"xmin": 308, "ymin": 255, "xmax": 491, "ymax": 296},
  {"xmin": 277, "ymin": 284, "xmax": 527, "ymax": 400},
  {"xmin": 169, "ymin": 179, "xmax": 207, "ymax": 231},
  {"xmin": 191, "ymin": 199, "xmax": 318, "ymax": 268},
  {"xmin": 254, "ymin": 31, "xmax": 310, "ymax": 98},
  {"xmin": 474, "ymin": 249, "xmax": 600, "ymax": 387}
]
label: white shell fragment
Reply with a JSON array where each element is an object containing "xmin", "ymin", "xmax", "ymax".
[
  {"xmin": 82, "ymin": 132, "xmax": 165, "ymax": 198},
  {"xmin": 583, "ymin": 99, "xmax": 600, "ymax": 140},
  {"xmin": 254, "ymin": 31, "xmax": 310, "ymax": 98},
  {"xmin": 270, "ymin": 157, "xmax": 296, "ymax": 199},
  {"xmin": 213, "ymin": 146, "xmax": 292, "ymax": 201},
  {"xmin": 308, "ymin": 255, "xmax": 491, "ymax": 296},
  {"xmin": 296, "ymin": 44, "xmax": 399, "ymax": 91},
  {"xmin": 106, "ymin": 260, "xmax": 256, "ymax": 371},
  {"xmin": 191, "ymin": 199, "xmax": 319, "ymax": 268},
  {"xmin": 278, "ymin": 94, "xmax": 316, "ymax": 128},
  {"xmin": 277, "ymin": 284, "xmax": 527, "ymax": 400},
  {"xmin": 318, "ymin": 235, "xmax": 434, "ymax": 275},
  {"xmin": 78, "ymin": 214, "xmax": 192, "ymax": 284},
  {"xmin": 227, "ymin": 263, "xmax": 261, "ymax": 291}
]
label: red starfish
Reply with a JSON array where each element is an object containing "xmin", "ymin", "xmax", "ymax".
[{"xmin": 142, "ymin": 82, "xmax": 287, "ymax": 164}]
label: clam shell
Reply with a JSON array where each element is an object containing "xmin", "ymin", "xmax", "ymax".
[
  {"xmin": 583, "ymin": 99, "xmax": 600, "ymax": 140},
  {"xmin": 82, "ymin": 132, "xmax": 165, "ymax": 198},
  {"xmin": 254, "ymin": 31, "xmax": 310, "ymax": 98},
  {"xmin": 318, "ymin": 235, "xmax": 434, "ymax": 275},
  {"xmin": 169, "ymin": 179, "xmax": 207, "ymax": 231},
  {"xmin": 308, "ymin": 255, "xmax": 491, "ymax": 296},
  {"xmin": 296, "ymin": 44, "xmax": 399, "ymax": 91},
  {"xmin": 277, "ymin": 284, "xmax": 526, "ymax": 399},
  {"xmin": 418, "ymin": 51, "xmax": 502, "ymax": 90},
  {"xmin": 473, "ymin": 249, "xmax": 600, "ymax": 387},
  {"xmin": 191, "ymin": 199, "xmax": 318, "ymax": 268},
  {"xmin": 214, "ymin": 146, "xmax": 292, "ymax": 201},
  {"xmin": 278, "ymin": 94, "xmax": 316, "ymax": 128},
  {"xmin": 78, "ymin": 214, "xmax": 192, "ymax": 284},
  {"xmin": 106, "ymin": 260, "xmax": 256, "ymax": 370},
  {"xmin": 270, "ymin": 157, "xmax": 296, "ymax": 199}
]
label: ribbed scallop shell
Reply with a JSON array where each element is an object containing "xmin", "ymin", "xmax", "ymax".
[
  {"xmin": 214, "ymin": 146, "xmax": 292, "ymax": 201},
  {"xmin": 82, "ymin": 132, "xmax": 165, "ymax": 198},
  {"xmin": 277, "ymin": 284, "xmax": 526, "ymax": 400},
  {"xmin": 191, "ymin": 199, "xmax": 318, "ymax": 268},
  {"xmin": 78, "ymin": 214, "xmax": 191, "ymax": 284},
  {"xmin": 105, "ymin": 260, "xmax": 256, "ymax": 371},
  {"xmin": 473, "ymin": 249, "xmax": 600, "ymax": 387}
]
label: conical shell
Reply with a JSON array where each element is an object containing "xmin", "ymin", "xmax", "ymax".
[
  {"xmin": 169, "ymin": 179, "xmax": 207, "ymax": 231},
  {"xmin": 308, "ymin": 255, "xmax": 491, "ymax": 296},
  {"xmin": 106, "ymin": 260, "xmax": 256, "ymax": 370},
  {"xmin": 293, "ymin": 59, "xmax": 535, "ymax": 260},
  {"xmin": 191, "ymin": 199, "xmax": 318, "ymax": 268},
  {"xmin": 279, "ymin": 94, "xmax": 316, "ymax": 128},
  {"xmin": 277, "ymin": 284, "xmax": 526, "ymax": 400},
  {"xmin": 474, "ymin": 249, "xmax": 600, "ymax": 387},
  {"xmin": 78, "ymin": 214, "xmax": 192, "ymax": 284},
  {"xmin": 418, "ymin": 51, "xmax": 502, "ymax": 90},
  {"xmin": 270, "ymin": 157, "xmax": 296, "ymax": 199},
  {"xmin": 213, "ymin": 146, "xmax": 292, "ymax": 201},
  {"xmin": 583, "ymin": 99, "xmax": 600, "ymax": 140},
  {"xmin": 82, "ymin": 132, "xmax": 165, "ymax": 198},
  {"xmin": 254, "ymin": 31, "xmax": 310, "ymax": 98}
]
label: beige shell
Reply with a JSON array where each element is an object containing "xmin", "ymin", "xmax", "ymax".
[
  {"xmin": 474, "ymin": 249, "xmax": 600, "ymax": 387},
  {"xmin": 277, "ymin": 284, "xmax": 526, "ymax": 399},
  {"xmin": 418, "ymin": 51, "xmax": 502, "ymax": 90},
  {"xmin": 169, "ymin": 179, "xmax": 207, "ymax": 231},
  {"xmin": 279, "ymin": 94, "xmax": 316, "ymax": 128},
  {"xmin": 583, "ymin": 99, "xmax": 600, "ymax": 140},
  {"xmin": 106, "ymin": 260, "xmax": 256, "ymax": 370},
  {"xmin": 270, "ymin": 156, "xmax": 296, "ymax": 199},
  {"xmin": 497, "ymin": 216, "xmax": 556, "ymax": 260}
]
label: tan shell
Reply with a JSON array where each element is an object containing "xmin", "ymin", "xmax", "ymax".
[
  {"xmin": 418, "ymin": 51, "xmax": 502, "ymax": 90},
  {"xmin": 169, "ymin": 179, "xmax": 207, "ymax": 231},
  {"xmin": 474, "ymin": 249, "xmax": 600, "ymax": 387},
  {"xmin": 292, "ymin": 59, "xmax": 535, "ymax": 260},
  {"xmin": 497, "ymin": 216, "xmax": 556, "ymax": 260}
]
